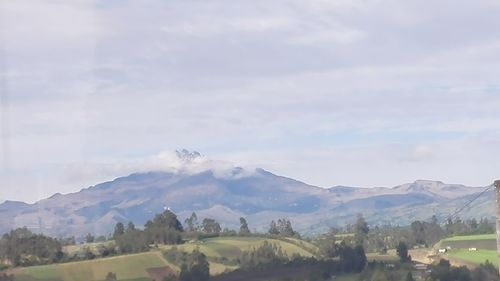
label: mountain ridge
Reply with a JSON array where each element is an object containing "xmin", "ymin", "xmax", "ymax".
[{"xmin": 0, "ymin": 155, "xmax": 493, "ymax": 237}]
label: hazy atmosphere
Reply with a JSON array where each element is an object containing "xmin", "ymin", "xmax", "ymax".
[{"xmin": 1, "ymin": 0, "xmax": 500, "ymax": 203}]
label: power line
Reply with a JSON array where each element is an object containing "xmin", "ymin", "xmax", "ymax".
[{"xmin": 443, "ymin": 184, "xmax": 493, "ymax": 224}]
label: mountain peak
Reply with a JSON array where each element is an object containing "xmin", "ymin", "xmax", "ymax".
[{"xmin": 175, "ymin": 149, "xmax": 202, "ymax": 163}]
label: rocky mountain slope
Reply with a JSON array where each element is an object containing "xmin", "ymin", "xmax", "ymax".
[{"xmin": 0, "ymin": 151, "xmax": 493, "ymax": 237}]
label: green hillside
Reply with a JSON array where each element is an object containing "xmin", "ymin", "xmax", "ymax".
[
  {"xmin": 161, "ymin": 236, "xmax": 317, "ymax": 275},
  {"xmin": 437, "ymin": 234, "xmax": 499, "ymax": 267},
  {"xmin": 447, "ymin": 249, "xmax": 498, "ymax": 268},
  {"xmin": 13, "ymin": 236, "xmax": 318, "ymax": 281},
  {"xmin": 440, "ymin": 234, "xmax": 496, "ymax": 250},
  {"xmin": 16, "ymin": 251, "xmax": 174, "ymax": 281}
]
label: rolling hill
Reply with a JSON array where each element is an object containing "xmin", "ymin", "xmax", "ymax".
[{"xmin": 13, "ymin": 236, "xmax": 317, "ymax": 281}]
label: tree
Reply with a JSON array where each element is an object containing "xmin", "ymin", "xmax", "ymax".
[
  {"xmin": 179, "ymin": 250, "xmax": 210, "ymax": 281},
  {"xmin": 430, "ymin": 259, "xmax": 471, "ymax": 281},
  {"xmin": 239, "ymin": 241, "xmax": 287, "ymax": 270},
  {"xmin": 115, "ymin": 229, "xmax": 149, "ymax": 254},
  {"xmin": 239, "ymin": 217, "xmax": 250, "ymax": 235},
  {"xmin": 144, "ymin": 210, "xmax": 183, "ymax": 244},
  {"xmin": 202, "ymin": 218, "xmax": 221, "ymax": 234},
  {"xmin": 113, "ymin": 222, "xmax": 124, "ymax": 239},
  {"xmin": 155, "ymin": 210, "xmax": 184, "ymax": 232},
  {"xmin": 83, "ymin": 246, "xmax": 95, "ymax": 260},
  {"xmin": 318, "ymin": 230, "xmax": 337, "ymax": 258},
  {"xmin": 268, "ymin": 220, "xmax": 279, "ymax": 235},
  {"xmin": 411, "ymin": 221, "xmax": 426, "ymax": 244},
  {"xmin": 354, "ymin": 214, "xmax": 369, "ymax": 245},
  {"xmin": 396, "ymin": 241, "xmax": 411, "ymax": 263},
  {"xmin": 268, "ymin": 219, "xmax": 295, "ymax": 237},
  {"xmin": 185, "ymin": 212, "xmax": 199, "ymax": 233},
  {"xmin": 472, "ymin": 260, "xmax": 499, "ymax": 281},
  {"xmin": 431, "ymin": 215, "xmax": 438, "ymax": 225},
  {"xmin": 277, "ymin": 219, "xmax": 295, "ymax": 237},
  {"xmin": 127, "ymin": 221, "xmax": 136, "ymax": 232},
  {"xmin": 0, "ymin": 227, "xmax": 63, "ymax": 266},
  {"xmin": 336, "ymin": 242, "xmax": 366, "ymax": 272},
  {"xmin": 85, "ymin": 233, "xmax": 95, "ymax": 243}
]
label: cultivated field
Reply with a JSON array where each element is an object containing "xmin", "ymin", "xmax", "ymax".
[
  {"xmin": 161, "ymin": 236, "xmax": 317, "ymax": 274},
  {"xmin": 437, "ymin": 234, "xmax": 498, "ymax": 268},
  {"xmin": 13, "ymin": 236, "xmax": 318, "ymax": 281},
  {"xmin": 15, "ymin": 251, "xmax": 175, "ymax": 281},
  {"xmin": 447, "ymin": 249, "xmax": 498, "ymax": 268},
  {"xmin": 440, "ymin": 234, "xmax": 496, "ymax": 250},
  {"xmin": 161, "ymin": 236, "xmax": 316, "ymax": 258}
]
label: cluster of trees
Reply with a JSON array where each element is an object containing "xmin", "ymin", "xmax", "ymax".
[
  {"xmin": 178, "ymin": 250, "xmax": 210, "ymax": 281},
  {"xmin": 111, "ymin": 210, "xmax": 253, "ymax": 255},
  {"xmin": 163, "ymin": 247, "xmax": 210, "ymax": 281},
  {"xmin": 395, "ymin": 242, "xmax": 411, "ymax": 263},
  {"xmin": 238, "ymin": 241, "xmax": 288, "ymax": 270},
  {"xmin": 429, "ymin": 259, "xmax": 499, "ymax": 281},
  {"xmin": 184, "ymin": 212, "xmax": 250, "ymax": 236},
  {"xmin": 331, "ymin": 215, "xmax": 495, "ymax": 254},
  {"xmin": 0, "ymin": 228, "xmax": 63, "ymax": 266},
  {"xmin": 268, "ymin": 218, "xmax": 297, "ymax": 237},
  {"xmin": 444, "ymin": 217, "xmax": 494, "ymax": 236},
  {"xmin": 112, "ymin": 210, "xmax": 184, "ymax": 254}
]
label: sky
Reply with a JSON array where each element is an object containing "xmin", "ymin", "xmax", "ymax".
[{"xmin": 1, "ymin": 0, "xmax": 500, "ymax": 203}]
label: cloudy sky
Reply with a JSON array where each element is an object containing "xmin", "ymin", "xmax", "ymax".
[{"xmin": 1, "ymin": 0, "xmax": 500, "ymax": 203}]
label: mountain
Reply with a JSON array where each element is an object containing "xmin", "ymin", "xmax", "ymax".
[{"xmin": 0, "ymin": 151, "xmax": 494, "ymax": 237}]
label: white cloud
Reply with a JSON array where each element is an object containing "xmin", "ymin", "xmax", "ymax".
[{"xmin": 1, "ymin": 0, "xmax": 500, "ymax": 202}]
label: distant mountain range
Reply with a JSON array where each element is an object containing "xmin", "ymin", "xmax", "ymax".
[{"xmin": 0, "ymin": 151, "xmax": 495, "ymax": 237}]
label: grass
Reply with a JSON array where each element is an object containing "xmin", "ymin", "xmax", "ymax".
[
  {"xmin": 440, "ymin": 234, "xmax": 497, "ymax": 251},
  {"xmin": 161, "ymin": 236, "xmax": 316, "ymax": 258},
  {"xmin": 213, "ymin": 236, "xmax": 316, "ymax": 257},
  {"xmin": 19, "ymin": 251, "xmax": 175, "ymax": 281},
  {"xmin": 447, "ymin": 249, "xmax": 498, "ymax": 267},
  {"xmin": 160, "ymin": 236, "xmax": 317, "ymax": 275},
  {"xmin": 15, "ymin": 236, "xmax": 317, "ymax": 281},
  {"xmin": 442, "ymin": 234, "xmax": 496, "ymax": 242}
]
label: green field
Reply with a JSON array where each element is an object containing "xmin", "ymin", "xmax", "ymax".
[
  {"xmin": 440, "ymin": 234, "xmax": 497, "ymax": 251},
  {"xmin": 442, "ymin": 234, "xmax": 496, "ymax": 242},
  {"xmin": 16, "ymin": 251, "xmax": 175, "ymax": 281},
  {"xmin": 447, "ymin": 249, "xmax": 498, "ymax": 267},
  {"xmin": 14, "ymin": 236, "xmax": 318, "ymax": 281},
  {"xmin": 436, "ymin": 234, "xmax": 499, "ymax": 268},
  {"xmin": 162, "ymin": 236, "xmax": 316, "ymax": 258},
  {"xmin": 161, "ymin": 236, "xmax": 317, "ymax": 274}
]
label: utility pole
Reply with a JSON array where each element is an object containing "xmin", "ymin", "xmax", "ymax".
[{"xmin": 495, "ymin": 180, "xmax": 500, "ymax": 275}]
